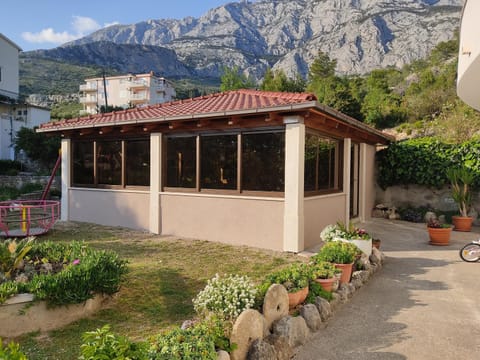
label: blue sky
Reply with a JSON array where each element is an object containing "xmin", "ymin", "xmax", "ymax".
[{"xmin": 1, "ymin": 0, "xmax": 232, "ymax": 52}]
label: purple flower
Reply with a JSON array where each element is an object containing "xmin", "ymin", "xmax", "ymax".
[{"xmin": 72, "ymin": 259, "xmax": 80, "ymax": 265}]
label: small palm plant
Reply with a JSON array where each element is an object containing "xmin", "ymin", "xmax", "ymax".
[{"xmin": 446, "ymin": 166, "xmax": 474, "ymax": 217}]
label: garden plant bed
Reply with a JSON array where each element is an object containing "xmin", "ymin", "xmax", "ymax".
[{"xmin": 5, "ymin": 222, "xmax": 300, "ymax": 360}]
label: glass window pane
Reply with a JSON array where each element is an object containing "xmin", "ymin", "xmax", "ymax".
[
  {"xmin": 242, "ymin": 132, "xmax": 285, "ymax": 191},
  {"xmin": 126, "ymin": 140, "xmax": 150, "ymax": 186},
  {"xmin": 72, "ymin": 141, "xmax": 94, "ymax": 184},
  {"xmin": 166, "ymin": 136, "xmax": 196, "ymax": 188},
  {"xmin": 97, "ymin": 141, "xmax": 122, "ymax": 185},
  {"xmin": 201, "ymin": 135, "xmax": 237, "ymax": 190},
  {"xmin": 304, "ymin": 133, "xmax": 340, "ymax": 192},
  {"xmin": 304, "ymin": 134, "xmax": 318, "ymax": 191}
]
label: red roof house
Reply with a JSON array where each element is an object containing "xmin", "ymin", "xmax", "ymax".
[{"xmin": 39, "ymin": 89, "xmax": 392, "ymax": 252}]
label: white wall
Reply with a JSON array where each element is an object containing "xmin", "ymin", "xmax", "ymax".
[{"xmin": 0, "ymin": 34, "xmax": 20, "ymax": 100}]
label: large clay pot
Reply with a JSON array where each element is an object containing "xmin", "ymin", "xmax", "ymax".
[
  {"xmin": 452, "ymin": 216, "xmax": 473, "ymax": 232},
  {"xmin": 334, "ymin": 263, "xmax": 354, "ymax": 284},
  {"xmin": 428, "ymin": 226, "xmax": 452, "ymax": 246},
  {"xmin": 315, "ymin": 277, "xmax": 336, "ymax": 292},
  {"xmin": 287, "ymin": 286, "xmax": 309, "ymax": 309}
]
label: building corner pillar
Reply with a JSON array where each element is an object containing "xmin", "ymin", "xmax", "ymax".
[
  {"xmin": 60, "ymin": 139, "xmax": 70, "ymax": 221},
  {"xmin": 149, "ymin": 133, "xmax": 162, "ymax": 234}
]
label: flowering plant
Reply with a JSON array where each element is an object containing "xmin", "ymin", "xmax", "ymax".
[
  {"xmin": 193, "ymin": 274, "xmax": 257, "ymax": 320},
  {"xmin": 320, "ymin": 221, "xmax": 371, "ymax": 241}
]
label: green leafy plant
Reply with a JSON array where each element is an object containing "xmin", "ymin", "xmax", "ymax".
[
  {"xmin": 0, "ymin": 338, "xmax": 28, "ymax": 360},
  {"xmin": 0, "ymin": 237, "xmax": 34, "ymax": 279},
  {"xmin": 310, "ymin": 261, "xmax": 340, "ymax": 279},
  {"xmin": 149, "ymin": 316, "xmax": 232, "ymax": 359},
  {"xmin": 262, "ymin": 262, "xmax": 314, "ymax": 293},
  {"xmin": 312, "ymin": 241, "xmax": 358, "ymax": 264},
  {"xmin": 427, "ymin": 218, "xmax": 451, "ymax": 229},
  {"xmin": 305, "ymin": 280, "xmax": 333, "ymax": 304},
  {"xmin": 79, "ymin": 324, "xmax": 148, "ymax": 360},
  {"xmin": 447, "ymin": 166, "xmax": 474, "ymax": 217},
  {"xmin": 0, "ymin": 281, "xmax": 20, "ymax": 303},
  {"xmin": 193, "ymin": 273, "xmax": 257, "ymax": 320}
]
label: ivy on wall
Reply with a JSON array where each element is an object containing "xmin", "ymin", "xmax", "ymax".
[{"xmin": 376, "ymin": 138, "xmax": 480, "ymax": 189}]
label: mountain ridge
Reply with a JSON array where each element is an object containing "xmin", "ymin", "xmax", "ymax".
[{"xmin": 23, "ymin": 0, "xmax": 465, "ymax": 82}]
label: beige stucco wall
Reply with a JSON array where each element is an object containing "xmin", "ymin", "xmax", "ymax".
[
  {"xmin": 304, "ymin": 193, "xmax": 347, "ymax": 250},
  {"xmin": 68, "ymin": 188, "xmax": 150, "ymax": 230},
  {"xmin": 159, "ymin": 193, "xmax": 285, "ymax": 251},
  {"xmin": 363, "ymin": 144, "xmax": 377, "ymax": 221}
]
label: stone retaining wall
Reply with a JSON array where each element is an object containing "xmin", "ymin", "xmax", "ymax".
[
  {"xmin": 216, "ymin": 247, "xmax": 385, "ymax": 360},
  {"xmin": 0, "ymin": 175, "xmax": 61, "ymax": 191}
]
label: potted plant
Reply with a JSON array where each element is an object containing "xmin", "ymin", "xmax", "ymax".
[
  {"xmin": 312, "ymin": 241, "xmax": 358, "ymax": 284},
  {"xmin": 320, "ymin": 221, "xmax": 373, "ymax": 256},
  {"xmin": 264, "ymin": 263, "xmax": 314, "ymax": 309},
  {"xmin": 427, "ymin": 218, "xmax": 452, "ymax": 246},
  {"xmin": 447, "ymin": 166, "xmax": 474, "ymax": 232},
  {"xmin": 310, "ymin": 261, "xmax": 341, "ymax": 292}
]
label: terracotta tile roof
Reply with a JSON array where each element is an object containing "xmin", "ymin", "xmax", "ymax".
[{"xmin": 39, "ymin": 89, "xmax": 317, "ymax": 131}]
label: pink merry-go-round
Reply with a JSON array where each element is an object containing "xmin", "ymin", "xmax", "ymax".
[{"xmin": 0, "ymin": 200, "xmax": 60, "ymax": 237}]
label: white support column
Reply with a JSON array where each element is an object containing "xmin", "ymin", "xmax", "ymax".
[
  {"xmin": 60, "ymin": 139, "xmax": 70, "ymax": 221},
  {"xmin": 149, "ymin": 133, "xmax": 162, "ymax": 234},
  {"xmin": 283, "ymin": 117, "xmax": 305, "ymax": 253},
  {"xmin": 359, "ymin": 143, "xmax": 368, "ymax": 221},
  {"xmin": 343, "ymin": 138, "xmax": 352, "ymax": 224}
]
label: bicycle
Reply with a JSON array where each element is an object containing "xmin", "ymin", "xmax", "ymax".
[{"xmin": 459, "ymin": 239, "xmax": 480, "ymax": 262}]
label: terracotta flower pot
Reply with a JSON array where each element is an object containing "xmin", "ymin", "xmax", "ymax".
[
  {"xmin": 287, "ymin": 286, "xmax": 309, "ymax": 309},
  {"xmin": 428, "ymin": 226, "xmax": 452, "ymax": 246},
  {"xmin": 315, "ymin": 277, "xmax": 336, "ymax": 292},
  {"xmin": 452, "ymin": 216, "xmax": 473, "ymax": 232},
  {"xmin": 334, "ymin": 262, "xmax": 354, "ymax": 284}
]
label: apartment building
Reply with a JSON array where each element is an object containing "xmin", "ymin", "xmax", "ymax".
[
  {"xmin": 79, "ymin": 72, "xmax": 176, "ymax": 115},
  {"xmin": 0, "ymin": 33, "xmax": 51, "ymax": 160}
]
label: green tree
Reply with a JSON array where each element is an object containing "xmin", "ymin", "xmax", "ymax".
[
  {"xmin": 14, "ymin": 127, "xmax": 61, "ymax": 171},
  {"xmin": 308, "ymin": 50, "xmax": 337, "ymax": 83},
  {"xmin": 220, "ymin": 66, "xmax": 254, "ymax": 91},
  {"xmin": 260, "ymin": 68, "xmax": 306, "ymax": 92}
]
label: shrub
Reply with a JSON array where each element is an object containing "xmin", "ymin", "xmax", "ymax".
[
  {"xmin": 262, "ymin": 262, "xmax": 314, "ymax": 293},
  {"xmin": 0, "ymin": 160, "xmax": 21, "ymax": 175},
  {"xmin": 79, "ymin": 324, "xmax": 148, "ymax": 360},
  {"xmin": 0, "ymin": 241, "xmax": 127, "ymax": 306},
  {"xmin": 149, "ymin": 317, "xmax": 232, "ymax": 359},
  {"xmin": 0, "ymin": 338, "xmax": 27, "ymax": 360},
  {"xmin": 193, "ymin": 273, "xmax": 257, "ymax": 320},
  {"xmin": 312, "ymin": 241, "xmax": 358, "ymax": 264},
  {"xmin": 305, "ymin": 280, "xmax": 333, "ymax": 304}
]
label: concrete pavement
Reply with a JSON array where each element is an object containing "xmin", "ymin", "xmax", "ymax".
[{"xmin": 293, "ymin": 218, "xmax": 480, "ymax": 360}]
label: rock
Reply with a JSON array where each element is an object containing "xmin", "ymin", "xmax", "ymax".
[
  {"xmin": 272, "ymin": 316, "xmax": 309, "ymax": 348},
  {"xmin": 347, "ymin": 283, "xmax": 356, "ymax": 296},
  {"xmin": 337, "ymin": 284, "xmax": 350, "ymax": 303},
  {"xmin": 217, "ymin": 350, "xmax": 231, "ymax": 360},
  {"xmin": 299, "ymin": 304, "xmax": 322, "ymax": 332},
  {"xmin": 352, "ymin": 277, "xmax": 363, "ymax": 290},
  {"xmin": 230, "ymin": 309, "xmax": 266, "ymax": 360},
  {"xmin": 40, "ymin": 263, "xmax": 53, "ymax": 274},
  {"xmin": 247, "ymin": 339, "xmax": 275, "ymax": 360},
  {"xmin": 370, "ymin": 247, "xmax": 382, "ymax": 265},
  {"xmin": 424, "ymin": 211, "xmax": 437, "ymax": 223},
  {"xmin": 329, "ymin": 293, "xmax": 341, "ymax": 311},
  {"xmin": 262, "ymin": 284, "xmax": 289, "ymax": 332},
  {"xmin": 181, "ymin": 319, "xmax": 196, "ymax": 330},
  {"xmin": 265, "ymin": 334, "xmax": 293, "ymax": 360},
  {"xmin": 314, "ymin": 297, "xmax": 332, "ymax": 322}
]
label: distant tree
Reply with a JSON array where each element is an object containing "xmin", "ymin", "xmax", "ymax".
[
  {"xmin": 14, "ymin": 127, "xmax": 61, "ymax": 171},
  {"xmin": 260, "ymin": 68, "xmax": 306, "ymax": 92},
  {"xmin": 50, "ymin": 101, "xmax": 83, "ymax": 120},
  {"xmin": 220, "ymin": 66, "xmax": 254, "ymax": 91},
  {"xmin": 307, "ymin": 50, "xmax": 337, "ymax": 84}
]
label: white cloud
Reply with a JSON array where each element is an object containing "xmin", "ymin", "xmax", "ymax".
[
  {"xmin": 104, "ymin": 21, "xmax": 120, "ymax": 28},
  {"xmin": 21, "ymin": 16, "xmax": 117, "ymax": 46},
  {"xmin": 72, "ymin": 16, "xmax": 101, "ymax": 34},
  {"xmin": 21, "ymin": 28, "xmax": 78, "ymax": 44}
]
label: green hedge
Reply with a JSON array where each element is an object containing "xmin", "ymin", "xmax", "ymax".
[{"xmin": 376, "ymin": 138, "xmax": 480, "ymax": 189}]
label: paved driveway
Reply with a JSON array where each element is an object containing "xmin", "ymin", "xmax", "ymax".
[{"xmin": 294, "ymin": 219, "xmax": 480, "ymax": 360}]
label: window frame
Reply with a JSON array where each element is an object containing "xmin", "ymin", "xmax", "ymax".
[
  {"xmin": 71, "ymin": 136, "xmax": 150, "ymax": 189},
  {"xmin": 163, "ymin": 128, "xmax": 285, "ymax": 197}
]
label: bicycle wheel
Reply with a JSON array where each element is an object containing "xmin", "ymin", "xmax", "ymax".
[{"xmin": 459, "ymin": 243, "xmax": 480, "ymax": 262}]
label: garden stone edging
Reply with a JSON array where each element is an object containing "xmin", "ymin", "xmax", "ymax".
[
  {"xmin": 0, "ymin": 293, "xmax": 110, "ymax": 338},
  {"xmin": 223, "ymin": 247, "xmax": 385, "ymax": 360}
]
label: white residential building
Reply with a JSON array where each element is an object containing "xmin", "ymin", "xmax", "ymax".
[
  {"xmin": 0, "ymin": 33, "xmax": 51, "ymax": 160},
  {"xmin": 79, "ymin": 72, "xmax": 176, "ymax": 115},
  {"xmin": 457, "ymin": 0, "xmax": 480, "ymax": 110}
]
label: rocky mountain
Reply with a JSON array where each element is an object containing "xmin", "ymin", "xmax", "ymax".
[{"xmin": 26, "ymin": 0, "xmax": 465, "ymax": 81}]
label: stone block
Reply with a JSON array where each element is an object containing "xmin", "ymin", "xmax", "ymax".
[
  {"xmin": 299, "ymin": 304, "xmax": 322, "ymax": 332},
  {"xmin": 262, "ymin": 284, "xmax": 289, "ymax": 332},
  {"xmin": 272, "ymin": 316, "xmax": 309, "ymax": 348},
  {"xmin": 230, "ymin": 309, "xmax": 266, "ymax": 360}
]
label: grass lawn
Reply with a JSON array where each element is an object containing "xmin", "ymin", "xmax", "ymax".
[{"xmin": 12, "ymin": 221, "xmax": 300, "ymax": 360}]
